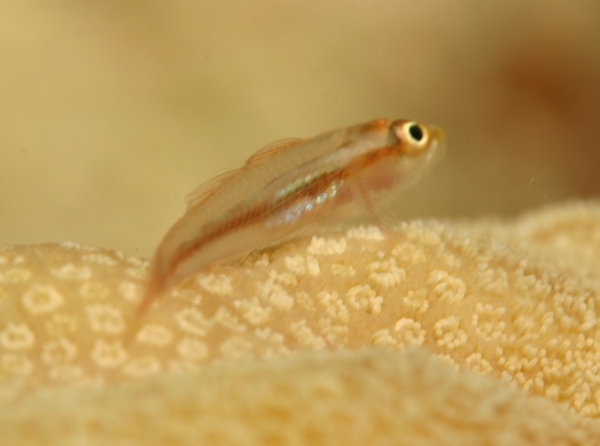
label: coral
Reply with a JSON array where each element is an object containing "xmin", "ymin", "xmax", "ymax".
[{"xmin": 1, "ymin": 201, "xmax": 600, "ymax": 444}]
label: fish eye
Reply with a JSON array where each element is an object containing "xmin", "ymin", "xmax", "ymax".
[
  {"xmin": 401, "ymin": 122, "xmax": 428, "ymax": 146},
  {"xmin": 407, "ymin": 123, "xmax": 423, "ymax": 142},
  {"xmin": 391, "ymin": 120, "xmax": 431, "ymax": 156}
]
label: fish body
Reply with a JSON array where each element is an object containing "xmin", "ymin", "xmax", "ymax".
[{"xmin": 141, "ymin": 118, "xmax": 446, "ymax": 311}]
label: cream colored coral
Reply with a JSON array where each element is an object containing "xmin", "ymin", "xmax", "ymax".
[
  {"xmin": 2, "ymin": 349, "xmax": 598, "ymax": 446},
  {"xmin": 1, "ymin": 201, "xmax": 600, "ymax": 444}
]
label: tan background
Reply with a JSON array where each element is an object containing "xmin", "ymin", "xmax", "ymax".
[{"xmin": 1, "ymin": 0, "xmax": 599, "ymax": 257}]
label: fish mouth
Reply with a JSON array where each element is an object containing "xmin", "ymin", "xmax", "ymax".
[
  {"xmin": 429, "ymin": 126, "xmax": 447, "ymax": 157},
  {"xmin": 415, "ymin": 125, "xmax": 446, "ymax": 173}
]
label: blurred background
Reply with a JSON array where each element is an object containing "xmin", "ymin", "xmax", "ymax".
[{"xmin": 1, "ymin": 0, "xmax": 599, "ymax": 257}]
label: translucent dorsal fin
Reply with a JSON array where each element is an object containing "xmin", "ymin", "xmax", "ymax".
[
  {"xmin": 184, "ymin": 138, "xmax": 303, "ymax": 210},
  {"xmin": 184, "ymin": 168, "xmax": 240, "ymax": 210},
  {"xmin": 245, "ymin": 138, "xmax": 304, "ymax": 167}
]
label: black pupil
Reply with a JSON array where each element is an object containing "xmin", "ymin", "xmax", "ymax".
[{"xmin": 408, "ymin": 124, "xmax": 423, "ymax": 142}]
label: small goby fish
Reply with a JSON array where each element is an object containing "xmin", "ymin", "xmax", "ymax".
[{"xmin": 140, "ymin": 118, "xmax": 446, "ymax": 312}]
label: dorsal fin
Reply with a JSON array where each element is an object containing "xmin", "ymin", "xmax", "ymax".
[
  {"xmin": 184, "ymin": 168, "xmax": 240, "ymax": 210},
  {"xmin": 184, "ymin": 138, "xmax": 303, "ymax": 210},
  {"xmin": 245, "ymin": 138, "xmax": 304, "ymax": 167}
]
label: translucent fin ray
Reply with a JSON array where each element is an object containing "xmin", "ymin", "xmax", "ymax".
[
  {"xmin": 245, "ymin": 138, "xmax": 304, "ymax": 166},
  {"xmin": 185, "ymin": 169, "xmax": 241, "ymax": 210}
]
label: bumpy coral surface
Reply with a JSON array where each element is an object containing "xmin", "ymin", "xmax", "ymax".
[{"xmin": 1, "ymin": 201, "xmax": 600, "ymax": 445}]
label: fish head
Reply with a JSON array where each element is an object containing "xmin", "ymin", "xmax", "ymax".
[{"xmin": 386, "ymin": 119, "xmax": 447, "ymax": 187}]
